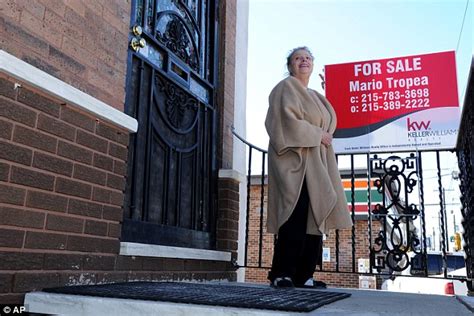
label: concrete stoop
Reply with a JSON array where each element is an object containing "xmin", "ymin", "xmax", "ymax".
[
  {"xmin": 25, "ymin": 292, "xmax": 293, "ymax": 316},
  {"xmin": 25, "ymin": 286, "xmax": 474, "ymax": 316}
]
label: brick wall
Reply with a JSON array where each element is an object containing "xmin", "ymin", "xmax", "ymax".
[
  {"xmin": 0, "ymin": 0, "xmax": 129, "ymax": 110},
  {"xmin": 0, "ymin": 75, "xmax": 236, "ymax": 304},
  {"xmin": 216, "ymin": 177, "xmax": 240, "ymax": 261},
  {"xmin": 245, "ymin": 182, "xmax": 384, "ymax": 289},
  {"xmin": 217, "ymin": 0, "xmax": 236, "ymax": 170}
]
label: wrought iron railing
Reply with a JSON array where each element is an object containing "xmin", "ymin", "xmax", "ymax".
[
  {"xmin": 456, "ymin": 62, "xmax": 473, "ymax": 291},
  {"xmin": 232, "ymin": 128, "xmax": 468, "ymax": 283}
]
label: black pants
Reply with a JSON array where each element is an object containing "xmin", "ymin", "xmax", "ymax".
[{"xmin": 268, "ymin": 179, "xmax": 323, "ymax": 285}]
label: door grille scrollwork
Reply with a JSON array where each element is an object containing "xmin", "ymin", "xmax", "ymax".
[{"xmin": 370, "ymin": 154, "xmax": 423, "ymax": 273}]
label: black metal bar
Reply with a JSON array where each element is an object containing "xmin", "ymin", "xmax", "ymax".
[
  {"xmin": 231, "ymin": 127, "xmax": 268, "ymax": 153},
  {"xmin": 367, "ymin": 153, "xmax": 373, "ymax": 272},
  {"xmin": 436, "ymin": 151, "xmax": 448, "ymax": 278},
  {"xmin": 244, "ymin": 147, "xmax": 253, "ymax": 267},
  {"xmin": 417, "ymin": 151, "xmax": 429, "ymax": 277},
  {"xmin": 335, "ymin": 154, "xmax": 340, "ymax": 272},
  {"xmin": 335, "ymin": 229, "xmax": 340, "ymax": 272},
  {"xmin": 176, "ymin": 151, "xmax": 182, "ymax": 226},
  {"xmin": 258, "ymin": 152, "xmax": 266, "ymax": 268},
  {"xmin": 144, "ymin": 66, "xmax": 155, "ymax": 222},
  {"xmin": 350, "ymin": 154, "xmax": 356, "ymax": 273}
]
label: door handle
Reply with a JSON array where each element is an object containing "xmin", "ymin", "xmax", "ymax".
[{"xmin": 130, "ymin": 37, "xmax": 146, "ymax": 52}]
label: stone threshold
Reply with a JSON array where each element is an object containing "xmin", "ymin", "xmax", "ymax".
[{"xmin": 119, "ymin": 242, "xmax": 232, "ymax": 262}]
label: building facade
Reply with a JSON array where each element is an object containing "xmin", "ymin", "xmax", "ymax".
[{"xmin": 0, "ymin": 0, "xmax": 248, "ymax": 304}]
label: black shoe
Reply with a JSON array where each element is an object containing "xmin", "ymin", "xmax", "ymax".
[
  {"xmin": 295, "ymin": 278, "xmax": 327, "ymax": 289},
  {"xmin": 271, "ymin": 277, "xmax": 294, "ymax": 288}
]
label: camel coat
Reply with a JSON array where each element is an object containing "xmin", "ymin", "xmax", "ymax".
[{"xmin": 265, "ymin": 76, "xmax": 353, "ymax": 235}]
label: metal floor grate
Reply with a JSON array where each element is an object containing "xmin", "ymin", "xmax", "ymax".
[{"xmin": 43, "ymin": 281, "xmax": 350, "ymax": 312}]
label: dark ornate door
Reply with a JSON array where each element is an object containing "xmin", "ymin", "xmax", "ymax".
[{"xmin": 122, "ymin": 0, "xmax": 218, "ymax": 249}]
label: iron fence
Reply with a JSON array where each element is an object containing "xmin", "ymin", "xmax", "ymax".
[{"xmin": 232, "ymin": 127, "xmax": 468, "ymax": 283}]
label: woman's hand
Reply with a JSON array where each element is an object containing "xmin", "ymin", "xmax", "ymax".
[{"xmin": 321, "ymin": 132, "xmax": 333, "ymax": 147}]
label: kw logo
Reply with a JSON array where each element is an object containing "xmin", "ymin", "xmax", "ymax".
[{"xmin": 407, "ymin": 118, "xmax": 431, "ymax": 131}]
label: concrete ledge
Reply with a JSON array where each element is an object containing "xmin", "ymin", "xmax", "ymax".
[
  {"xmin": 219, "ymin": 169, "xmax": 246, "ymax": 183},
  {"xmin": 0, "ymin": 50, "xmax": 138, "ymax": 133},
  {"xmin": 120, "ymin": 242, "xmax": 232, "ymax": 261},
  {"xmin": 25, "ymin": 292, "xmax": 284, "ymax": 316}
]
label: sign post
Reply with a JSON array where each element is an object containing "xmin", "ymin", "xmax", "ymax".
[{"xmin": 325, "ymin": 51, "xmax": 459, "ymax": 154}]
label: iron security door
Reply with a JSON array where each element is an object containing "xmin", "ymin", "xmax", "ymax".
[{"xmin": 122, "ymin": 0, "xmax": 218, "ymax": 249}]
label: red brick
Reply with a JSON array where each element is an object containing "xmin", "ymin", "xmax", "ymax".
[
  {"xmin": 40, "ymin": 0, "xmax": 67, "ymax": 16},
  {"xmin": 142, "ymin": 258, "xmax": 165, "ymax": 271},
  {"xmin": 95, "ymin": 122, "xmax": 122, "ymax": 142},
  {"xmin": 2, "ymin": 1, "xmax": 21, "ymax": 21},
  {"xmin": 0, "ymin": 274, "xmax": 13, "ymax": 293},
  {"xmin": 22, "ymin": 54, "xmax": 61, "ymax": 78},
  {"xmin": 0, "ymin": 183, "xmax": 26, "ymax": 206},
  {"xmin": 92, "ymin": 186, "xmax": 111, "ymax": 203},
  {"xmin": 60, "ymin": 106, "xmax": 95, "ymax": 132},
  {"xmin": 43, "ymin": 8, "xmax": 82, "ymax": 44},
  {"xmin": 19, "ymin": 8, "xmax": 58, "ymax": 47},
  {"xmin": 113, "ymin": 159, "xmax": 127, "ymax": 176},
  {"xmin": 73, "ymin": 164, "xmax": 106, "ymax": 186},
  {"xmin": 13, "ymin": 272, "xmax": 60, "ymax": 292},
  {"xmin": 0, "ymin": 119, "xmax": 13, "ymax": 139},
  {"xmin": 46, "ymin": 214, "xmax": 84, "ymax": 233},
  {"xmin": 58, "ymin": 140, "xmax": 93, "ymax": 164},
  {"xmin": 1, "ymin": 17, "xmax": 49, "ymax": 57},
  {"xmin": 82, "ymin": 1, "xmax": 103, "ymax": 17},
  {"xmin": 93, "ymin": 153, "xmax": 114, "ymax": 172},
  {"xmin": 0, "ymin": 206, "xmax": 45, "ymax": 229},
  {"xmin": 76, "ymin": 130, "xmax": 108, "ymax": 153},
  {"xmin": 26, "ymin": 190, "xmax": 68, "ymax": 212},
  {"xmin": 25, "ymin": 231, "xmax": 67, "ymax": 250},
  {"xmin": 66, "ymin": 235, "xmax": 108, "ymax": 253},
  {"xmin": 44, "ymin": 253, "xmax": 83, "ymax": 270},
  {"xmin": 0, "ymin": 252, "xmax": 43, "ymax": 270},
  {"xmin": 13, "ymin": 125, "xmax": 58, "ymax": 153},
  {"xmin": 0, "ymin": 228, "xmax": 25, "ymax": 248},
  {"xmin": 64, "ymin": 2, "xmax": 86, "ymax": 19},
  {"xmin": 0, "ymin": 76, "xmax": 18, "ymax": 100},
  {"xmin": 10, "ymin": 166, "xmax": 55, "ymax": 191},
  {"xmin": 61, "ymin": 35, "xmax": 98, "ymax": 69},
  {"xmin": 84, "ymin": 219, "xmax": 108, "ymax": 236},
  {"xmin": 110, "ymin": 190, "xmax": 123, "ymax": 206},
  {"xmin": 117, "ymin": 132, "xmax": 129, "ymax": 146},
  {"xmin": 108, "ymin": 223, "xmax": 121, "ymax": 238},
  {"xmin": 55, "ymin": 177, "xmax": 92, "ymax": 199},
  {"xmin": 15, "ymin": 0, "xmax": 45, "ymax": 20},
  {"xmin": 108, "ymin": 142, "xmax": 128, "ymax": 160},
  {"xmin": 33, "ymin": 151, "xmax": 74, "ymax": 176},
  {"xmin": 0, "ymin": 162, "xmax": 9, "ymax": 181},
  {"xmin": 102, "ymin": 5, "xmax": 129, "ymax": 35},
  {"xmin": 17, "ymin": 87, "xmax": 60, "ymax": 117},
  {"xmin": 49, "ymin": 45, "xmax": 86, "ymax": 75},
  {"xmin": 83, "ymin": 255, "xmax": 115, "ymax": 270},
  {"xmin": 106, "ymin": 173, "xmax": 125, "ymax": 190},
  {"xmin": 68, "ymin": 198, "xmax": 102, "ymax": 218},
  {"xmin": 115, "ymin": 255, "xmax": 142, "ymax": 270},
  {"xmin": 0, "ymin": 97, "xmax": 37, "ymax": 127},
  {"xmin": 102, "ymin": 205, "xmax": 122, "ymax": 221},
  {"xmin": 0, "ymin": 140, "xmax": 33, "ymax": 165},
  {"xmin": 37, "ymin": 113, "xmax": 76, "ymax": 141}
]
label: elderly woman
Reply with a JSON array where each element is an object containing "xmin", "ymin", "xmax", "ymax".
[{"xmin": 265, "ymin": 47, "xmax": 353, "ymax": 288}]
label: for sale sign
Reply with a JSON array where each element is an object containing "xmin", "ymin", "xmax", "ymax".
[{"xmin": 325, "ymin": 51, "xmax": 459, "ymax": 153}]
